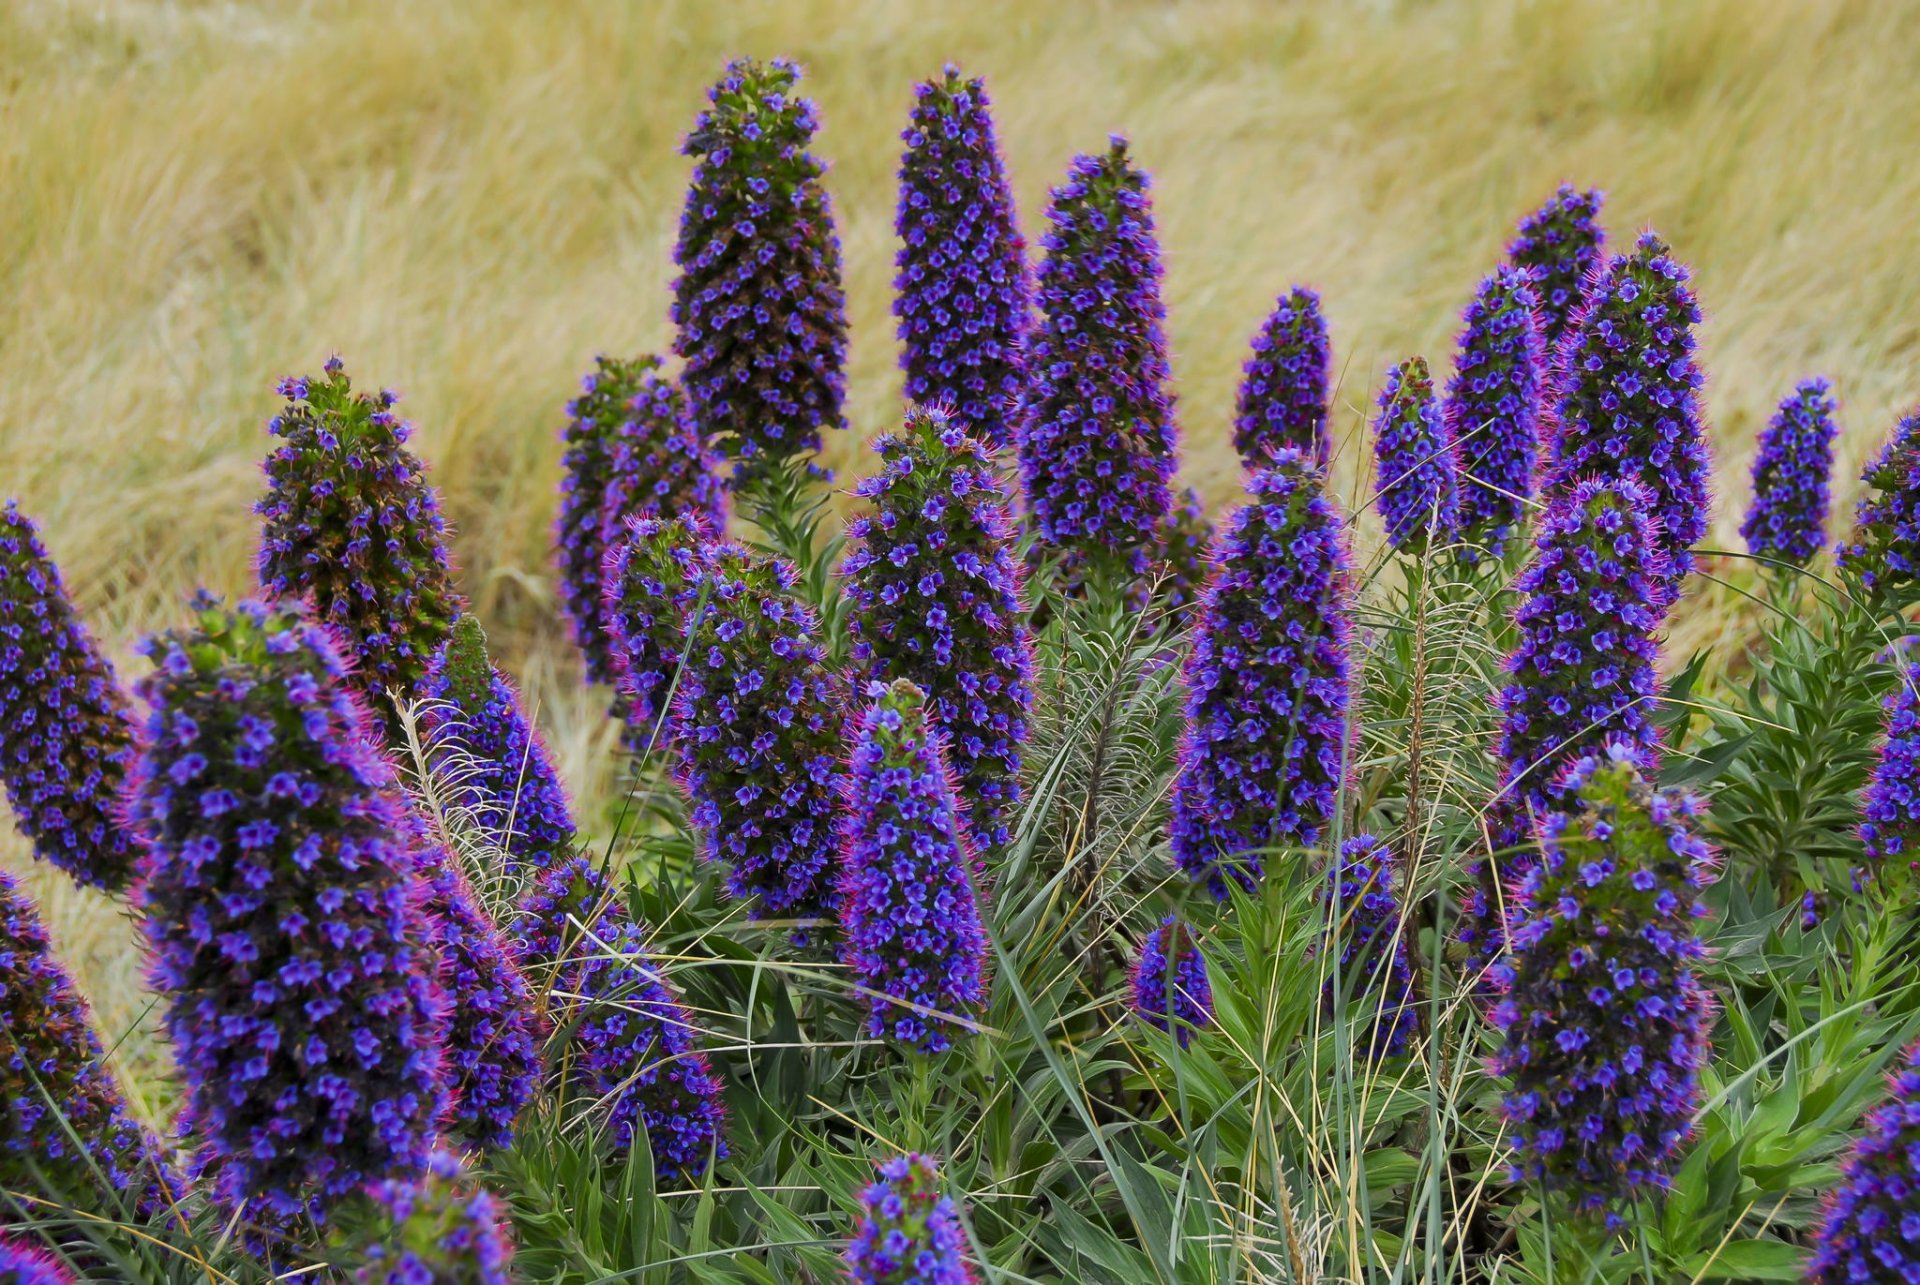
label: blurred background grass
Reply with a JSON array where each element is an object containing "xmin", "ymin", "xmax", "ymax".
[{"xmin": 4, "ymin": 0, "xmax": 1917, "ymax": 1104}]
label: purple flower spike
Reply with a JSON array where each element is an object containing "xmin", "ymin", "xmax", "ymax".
[
  {"xmin": 0, "ymin": 1236, "xmax": 73, "ymax": 1284},
  {"xmin": 1860, "ymin": 662, "xmax": 1920, "ymax": 889},
  {"xmin": 843, "ymin": 408, "xmax": 1035, "ymax": 849},
  {"xmin": 554, "ymin": 354, "xmax": 724, "ymax": 686},
  {"xmin": 1155, "ymin": 486, "xmax": 1215, "ymax": 614},
  {"xmin": 1018, "ymin": 136, "xmax": 1178, "ymax": 581},
  {"xmin": 673, "ymin": 58, "xmax": 848, "ymax": 483},
  {"xmin": 0, "ymin": 502, "xmax": 140, "ymax": 892},
  {"xmin": 845, "ymin": 1153, "xmax": 977, "ymax": 1285},
  {"xmin": 1325, "ymin": 836, "xmax": 1420, "ymax": 1059},
  {"xmin": 603, "ymin": 516, "xmax": 708, "ymax": 753},
  {"xmin": 1445, "ymin": 268, "xmax": 1546, "ymax": 561},
  {"xmin": 419, "ymin": 615, "xmax": 578, "ymax": 882},
  {"xmin": 1372, "ymin": 356, "xmax": 1459, "ymax": 553},
  {"xmin": 1545, "ymin": 232, "xmax": 1712, "ymax": 600},
  {"xmin": 1740, "ymin": 378, "xmax": 1837, "ymax": 567},
  {"xmin": 1836, "ymin": 407, "xmax": 1920, "ymax": 601},
  {"xmin": 1234, "ymin": 286, "xmax": 1331, "ymax": 471},
  {"xmin": 355, "ymin": 1148, "xmax": 514, "ymax": 1285},
  {"xmin": 129, "ymin": 599, "xmax": 447, "ymax": 1228},
  {"xmin": 1809, "ymin": 1038, "xmax": 1920, "ymax": 1283},
  {"xmin": 2, "ymin": 869, "xmax": 172, "ymax": 1216},
  {"xmin": 894, "ymin": 65, "xmax": 1032, "ymax": 450},
  {"xmin": 837, "ymin": 680, "xmax": 990, "ymax": 1055},
  {"xmin": 1488, "ymin": 749, "xmax": 1714, "ymax": 1224},
  {"xmin": 1507, "ymin": 184, "xmax": 1606, "ymax": 353},
  {"xmin": 255, "ymin": 359, "xmax": 465, "ymax": 737},
  {"xmin": 1170, "ymin": 451, "xmax": 1352, "ymax": 897},
  {"xmin": 1130, "ymin": 916, "xmax": 1213, "ymax": 1049}
]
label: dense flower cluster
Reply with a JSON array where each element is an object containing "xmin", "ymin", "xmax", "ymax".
[
  {"xmin": 256, "ymin": 358, "xmax": 465, "ymax": 734},
  {"xmin": 1835, "ymin": 407, "xmax": 1920, "ymax": 600},
  {"xmin": 129, "ymin": 600, "xmax": 446, "ymax": 1227},
  {"xmin": 1130, "ymin": 916, "xmax": 1213, "ymax": 1049},
  {"xmin": 602, "ymin": 516, "xmax": 706, "ymax": 751},
  {"xmin": 1233, "ymin": 286, "xmax": 1331, "ymax": 471},
  {"xmin": 524, "ymin": 856, "xmax": 729, "ymax": 1177},
  {"xmin": 1324, "ymin": 836, "xmax": 1419, "ymax": 1059},
  {"xmin": 1156, "ymin": 486, "xmax": 1215, "ymax": 614},
  {"xmin": 1489, "ymin": 751, "xmax": 1714, "ymax": 1222},
  {"xmin": 837, "ymin": 681, "xmax": 990, "ymax": 1055},
  {"xmin": 1859, "ymin": 662, "xmax": 1920, "ymax": 887},
  {"xmin": 1808, "ymin": 1038, "xmax": 1920, "ymax": 1283},
  {"xmin": 1545, "ymin": 232, "xmax": 1712, "ymax": 598},
  {"xmin": 0, "ymin": 1237, "xmax": 71, "ymax": 1285},
  {"xmin": 843, "ymin": 409, "xmax": 1034, "ymax": 848},
  {"xmin": 1739, "ymin": 378, "xmax": 1837, "ymax": 567},
  {"xmin": 1444, "ymin": 268, "xmax": 1545, "ymax": 560},
  {"xmin": 1507, "ymin": 184, "xmax": 1606, "ymax": 352},
  {"xmin": 1372, "ymin": 356, "xmax": 1459, "ymax": 553},
  {"xmin": 894, "ymin": 65, "xmax": 1031, "ymax": 450},
  {"xmin": 1018, "ymin": 136, "xmax": 1178, "ymax": 579},
  {"xmin": 1170, "ymin": 452, "xmax": 1352, "ymax": 897},
  {"xmin": 355, "ymin": 1149, "xmax": 513, "ymax": 1285},
  {"xmin": 2, "ymin": 870, "xmax": 171, "ymax": 1216},
  {"xmin": 419, "ymin": 616, "xmax": 578, "ymax": 882},
  {"xmin": 672, "ymin": 57, "xmax": 848, "ymax": 480},
  {"xmin": 553, "ymin": 354, "xmax": 723, "ymax": 685},
  {"xmin": 844, "ymin": 1153, "xmax": 976, "ymax": 1285},
  {"xmin": 672, "ymin": 542, "xmax": 844, "ymax": 924},
  {"xmin": 0, "ymin": 503, "xmax": 141, "ymax": 892}
]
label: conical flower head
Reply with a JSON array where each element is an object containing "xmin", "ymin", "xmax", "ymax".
[
  {"xmin": 845, "ymin": 1152, "xmax": 977, "ymax": 1285},
  {"xmin": 2, "ymin": 870, "xmax": 172, "ymax": 1216},
  {"xmin": 1546, "ymin": 232, "xmax": 1712, "ymax": 596},
  {"xmin": 1740, "ymin": 377, "xmax": 1837, "ymax": 567},
  {"xmin": 1372, "ymin": 356, "xmax": 1459, "ymax": 553},
  {"xmin": 843, "ymin": 408, "xmax": 1035, "ymax": 848},
  {"xmin": 0, "ymin": 502, "xmax": 140, "ymax": 891},
  {"xmin": 1155, "ymin": 485, "xmax": 1215, "ymax": 614},
  {"xmin": 522, "ymin": 856, "xmax": 729, "ymax": 1178},
  {"xmin": 1130, "ymin": 916, "xmax": 1213, "ymax": 1049},
  {"xmin": 837, "ymin": 680, "xmax": 990, "ymax": 1055},
  {"xmin": 1445, "ymin": 267, "xmax": 1546, "ymax": 560},
  {"xmin": 553, "ymin": 354, "xmax": 723, "ymax": 685},
  {"xmin": 1507, "ymin": 184, "xmax": 1605, "ymax": 352},
  {"xmin": 419, "ymin": 615, "xmax": 578, "ymax": 882},
  {"xmin": 128, "ymin": 599, "xmax": 447, "ymax": 1226},
  {"xmin": 1808, "ymin": 1038, "xmax": 1920, "ymax": 1283},
  {"xmin": 0, "ymin": 1237, "xmax": 72, "ymax": 1285},
  {"xmin": 1324, "ymin": 836, "xmax": 1420, "ymax": 1059},
  {"xmin": 672, "ymin": 57, "xmax": 848, "ymax": 481},
  {"xmin": 1859, "ymin": 661, "xmax": 1920, "ymax": 888},
  {"xmin": 1836, "ymin": 407, "xmax": 1920, "ymax": 601},
  {"xmin": 354, "ymin": 1149, "xmax": 514, "ymax": 1285},
  {"xmin": 894, "ymin": 64, "xmax": 1031, "ymax": 450},
  {"xmin": 603, "ymin": 516, "xmax": 708, "ymax": 753},
  {"xmin": 1170, "ymin": 451, "xmax": 1353, "ymax": 898},
  {"xmin": 1234, "ymin": 285, "xmax": 1331, "ymax": 471},
  {"xmin": 1488, "ymin": 750, "xmax": 1714, "ymax": 1222},
  {"xmin": 255, "ymin": 358, "xmax": 465, "ymax": 733},
  {"xmin": 1018, "ymin": 136, "xmax": 1178, "ymax": 578}
]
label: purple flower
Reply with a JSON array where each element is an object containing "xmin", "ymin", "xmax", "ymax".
[
  {"xmin": 1444, "ymin": 268, "xmax": 1546, "ymax": 560},
  {"xmin": 837, "ymin": 680, "xmax": 990, "ymax": 1055},
  {"xmin": 1507, "ymin": 184, "xmax": 1606, "ymax": 353},
  {"xmin": 1544, "ymin": 232, "xmax": 1712, "ymax": 599},
  {"xmin": 1488, "ymin": 750, "xmax": 1714, "ymax": 1223},
  {"xmin": 1372, "ymin": 356, "xmax": 1459, "ymax": 553},
  {"xmin": 1155, "ymin": 486, "xmax": 1215, "ymax": 614},
  {"xmin": 1170, "ymin": 452, "xmax": 1352, "ymax": 897},
  {"xmin": 844, "ymin": 1153, "xmax": 977, "ymax": 1285},
  {"xmin": 672, "ymin": 58, "xmax": 847, "ymax": 482},
  {"xmin": 602, "ymin": 516, "xmax": 708, "ymax": 753},
  {"xmin": 1130, "ymin": 916, "xmax": 1213, "ymax": 1049},
  {"xmin": 0, "ymin": 1236, "xmax": 73, "ymax": 1284},
  {"xmin": 0, "ymin": 502, "xmax": 140, "ymax": 891},
  {"xmin": 355, "ymin": 1148, "xmax": 514, "ymax": 1285},
  {"xmin": 1, "ymin": 869, "xmax": 172, "ymax": 1216},
  {"xmin": 1859, "ymin": 662, "xmax": 1920, "ymax": 888},
  {"xmin": 1234, "ymin": 286, "xmax": 1331, "ymax": 471},
  {"xmin": 1835, "ymin": 406, "xmax": 1920, "ymax": 600},
  {"xmin": 1324, "ymin": 836, "xmax": 1420, "ymax": 1059},
  {"xmin": 255, "ymin": 360, "xmax": 465, "ymax": 736},
  {"xmin": 894, "ymin": 65, "xmax": 1031, "ymax": 450},
  {"xmin": 843, "ymin": 409, "xmax": 1035, "ymax": 848},
  {"xmin": 553, "ymin": 354, "xmax": 724, "ymax": 686},
  {"xmin": 1018, "ymin": 136, "xmax": 1178, "ymax": 581},
  {"xmin": 1808, "ymin": 1038, "xmax": 1920, "ymax": 1283},
  {"xmin": 128, "ymin": 600, "xmax": 447, "ymax": 1227},
  {"xmin": 1740, "ymin": 377, "xmax": 1837, "ymax": 567}
]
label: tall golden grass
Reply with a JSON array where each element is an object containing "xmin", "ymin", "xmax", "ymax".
[{"xmin": 4, "ymin": 0, "xmax": 1917, "ymax": 1099}]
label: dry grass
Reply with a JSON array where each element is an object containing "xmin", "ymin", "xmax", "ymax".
[{"xmin": 4, "ymin": 0, "xmax": 1918, "ymax": 1090}]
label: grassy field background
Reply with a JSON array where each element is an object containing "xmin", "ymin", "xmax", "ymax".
[{"xmin": 5, "ymin": 0, "xmax": 1919, "ymax": 1109}]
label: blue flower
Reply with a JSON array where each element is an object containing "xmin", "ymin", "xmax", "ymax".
[
  {"xmin": 1506, "ymin": 184, "xmax": 1606, "ymax": 353},
  {"xmin": 1234, "ymin": 286, "xmax": 1331, "ymax": 471},
  {"xmin": 844, "ymin": 1153, "xmax": 976, "ymax": 1285},
  {"xmin": 1130, "ymin": 916, "xmax": 1213, "ymax": 1049},
  {"xmin": 1444, "ymin": 268, "xmax": 1546, "ymax": 561},
  {"xmin": 355, "ymin": 1148, "xmax": 514, "ymax": 1284},
  {"xmin": 1740, "ymin": 377, "xmax": 1837, "ymax": 566},
  {"xmin": 1373, "ymin": 356, "xmax": 1459, "ymax": 552},
  {"xmin": 1809, "ymin": 1038, "xmax": 1920, "ymax": 1283},
  {"xmin": 1324, "ymin": 836, "xmax": 1420, "ymax": 1059}
]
